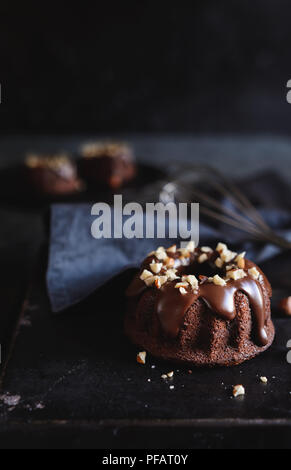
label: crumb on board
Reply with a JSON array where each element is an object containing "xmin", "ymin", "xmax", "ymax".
[
  {"xmin": 0, "ymin": 394, "xmax": 21, "ymax": 407},
  {"xmin": 137, "ymin": 351, "xmax": 146, "ymax": 365},
  {"xmin": 233, "ymin": 385, "xmax": 245, "ymax": 398}
]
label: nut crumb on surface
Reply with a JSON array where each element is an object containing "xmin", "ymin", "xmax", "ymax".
[
  {"xmin": 35, "ymin": 402, "xmax": 45, "ymax": 410},
  {"xmin": 167, "ymin": 371, "xmax": 174, "ymax": 378},
  {"xmin": 137, "ymin": 351, "xmax": 147, "ymax": 365},
  {"xmin": 260, "ymin": 377, "xmax": 268, "ymax": 384},
  {"xmin": 0, "ymin": 394, "xmax": 21, "ymax": 407},
  {"xmin": 233, "ymin": 385, "xmax": 245, "ymax": 398}
]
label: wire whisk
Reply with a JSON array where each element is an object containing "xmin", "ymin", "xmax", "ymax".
[{"xmin": 159, "ymin": 164, "xmax": 291, "ymax": 250}]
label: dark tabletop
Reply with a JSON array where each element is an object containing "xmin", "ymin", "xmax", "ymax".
[{"xmin": 0, "ymin": 135, "xmax": 291, "ymax": 449}]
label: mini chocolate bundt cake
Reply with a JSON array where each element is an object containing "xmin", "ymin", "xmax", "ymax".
[
  {"xmin": 78, "ymin": 141, "xmax": 136, "ymax": 190},
  {"xmin": 25, "ymin": 153, "xmax": 82, "ymax": 196},
  {"xmin": 125, "ymin": 242, "xmax": 275, "ymax": 367}
]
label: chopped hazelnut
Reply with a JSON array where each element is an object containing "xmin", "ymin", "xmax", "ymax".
[
  {"xmin": 221, "ymin": 250, "xmax": 237, "ymax": 263},
  {"xmin": 167, "ymin": 245, "xmax": 177, "ymax": 254},
  {"xmin": 179, "ymin": 256, "xmax": 190, "ymax": 266},
  {"xmin": 137, "ymin": 351, "xmax": 147, "ymax": 365},
  {"xmin": 159, "ymin": 276, "xmax": 168, "ymax": 287},
  {"xmin": 198, "ymin": 253, "xmax": 208, "ymax": 264},
  {"xmin": 215, "ymin": 257, "xmax": 224, "ymax": 268},
  {"xmin": 233, "ymin": 385, "xmax": 245, "ymax": 397},
  {"xmin": 183, "ymin": 275, "xmax": 198, "ymax": 290},
  {"xmin": 248, "ymin": 267, "xmax": 260, "ymax": 280},
  {"xmin": 150, "ymin": 262, "xmax": 163, "ymax": 274},
  {"xmin": 235, "ymin": 252, "xmax": 246, "ymax": 269},
  {"xmin": 144, "ymin": 276, "xmax": 156, "ymax": 287},
  {"xmin": 165, "ymin": 257, "xmax": 175, "ymax": 268},
  {"xmin": 140, "ymin": 270, "xmax": 153, "ymax": 281},
  {"xmin": 156, "ymin": 250, "xmax": 167, "ymax": 261},
  {"xmin": 201, "ymin": 246, "xmax": 213, "ymax": 253},
  {"xmin": 155, "ymin": 278, "xmax": 162, "ymax": 289},
  {"xmin": 227, "ymin": 269, "xmax": 247, "ymax": 281},
  {"xmin": 179, "ymin": 287, "xmax": 188, "ymax": 295},
  {"xmin": 166, "ymin": 269, "xmax": 179, "ymax": 281},
  {"xmin": 167, "ymin": 371, "xmax": 174, "ymax": 378},
  {"xmin": 213, "ymin": 275, "xmax": 227, "ymax": 287},
  {"xmin": 161, "ymin": 374, "xmax": 168, "ymax": 380},
  {"xmin": 216, "ymin": 242, "xmax": 228, "ymax": 253},
  {"xmin": 175, "ymin": 282, "xmax": 189, "ymax": 289},
  {"xmin": 186, "ymin": 241, "xmax": 196, "ymax": 253},
  {"xmin": 179, "ymin": 248, "xmax": 190, "ymax": 257},
  {"xmin": 260, "ymin": 377, "xmax": 268, "ymax": 384}
]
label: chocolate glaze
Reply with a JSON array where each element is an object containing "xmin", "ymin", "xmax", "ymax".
[
  {"xmin": 155, "ymin": 276, "xmax": 268, "ymax": 345},
  {"xmin": 126, "ymin": 250, "xmax": 271, "ymax": 347}
]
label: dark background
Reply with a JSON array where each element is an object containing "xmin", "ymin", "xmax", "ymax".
[{"xmin": 1, "ymin": 0, "xmax": 291, "ymax": 135}]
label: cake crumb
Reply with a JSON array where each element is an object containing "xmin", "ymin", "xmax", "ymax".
[
  {"xmin": 35, "ymin": 402, "xmax": 45, "ymax": 410},
  {"xmin": 0, "ymin": 394, "xmax": 21, "ymax": 407},
  {"xmin": 169, "ymin": 386, "xmax": 175, "ymax": 390},
  {"xmin": 137, "ymin": 351, "xmax": 147, "ymax": 365},
  {"xmin": 233, "ymin": 385, "xmax": 245, "ymax": 398}
]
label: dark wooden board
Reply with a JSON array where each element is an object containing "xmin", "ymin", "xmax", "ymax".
[{"xmin": 0, "ymin": 260, "xmax": 291, "ymax": 449}]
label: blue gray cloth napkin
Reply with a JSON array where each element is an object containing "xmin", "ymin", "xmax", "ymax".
[{"xmin": 47, "ymin": 172, "xmax": 291, "ymax": 313}]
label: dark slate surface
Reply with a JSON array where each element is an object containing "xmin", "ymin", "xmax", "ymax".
[{"xmin": 0, "ymin": 265, "xmax": 291, "ymax": 449}]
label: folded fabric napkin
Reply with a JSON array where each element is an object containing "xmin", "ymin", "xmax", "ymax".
[{"xmin": 47, "ymin": 172, "xmax": 291, "ymax": 313}]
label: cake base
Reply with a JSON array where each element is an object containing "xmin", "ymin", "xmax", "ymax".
[{"xmin": 125, "ymin": 292, "xmax": 275, "ymax": 368}]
